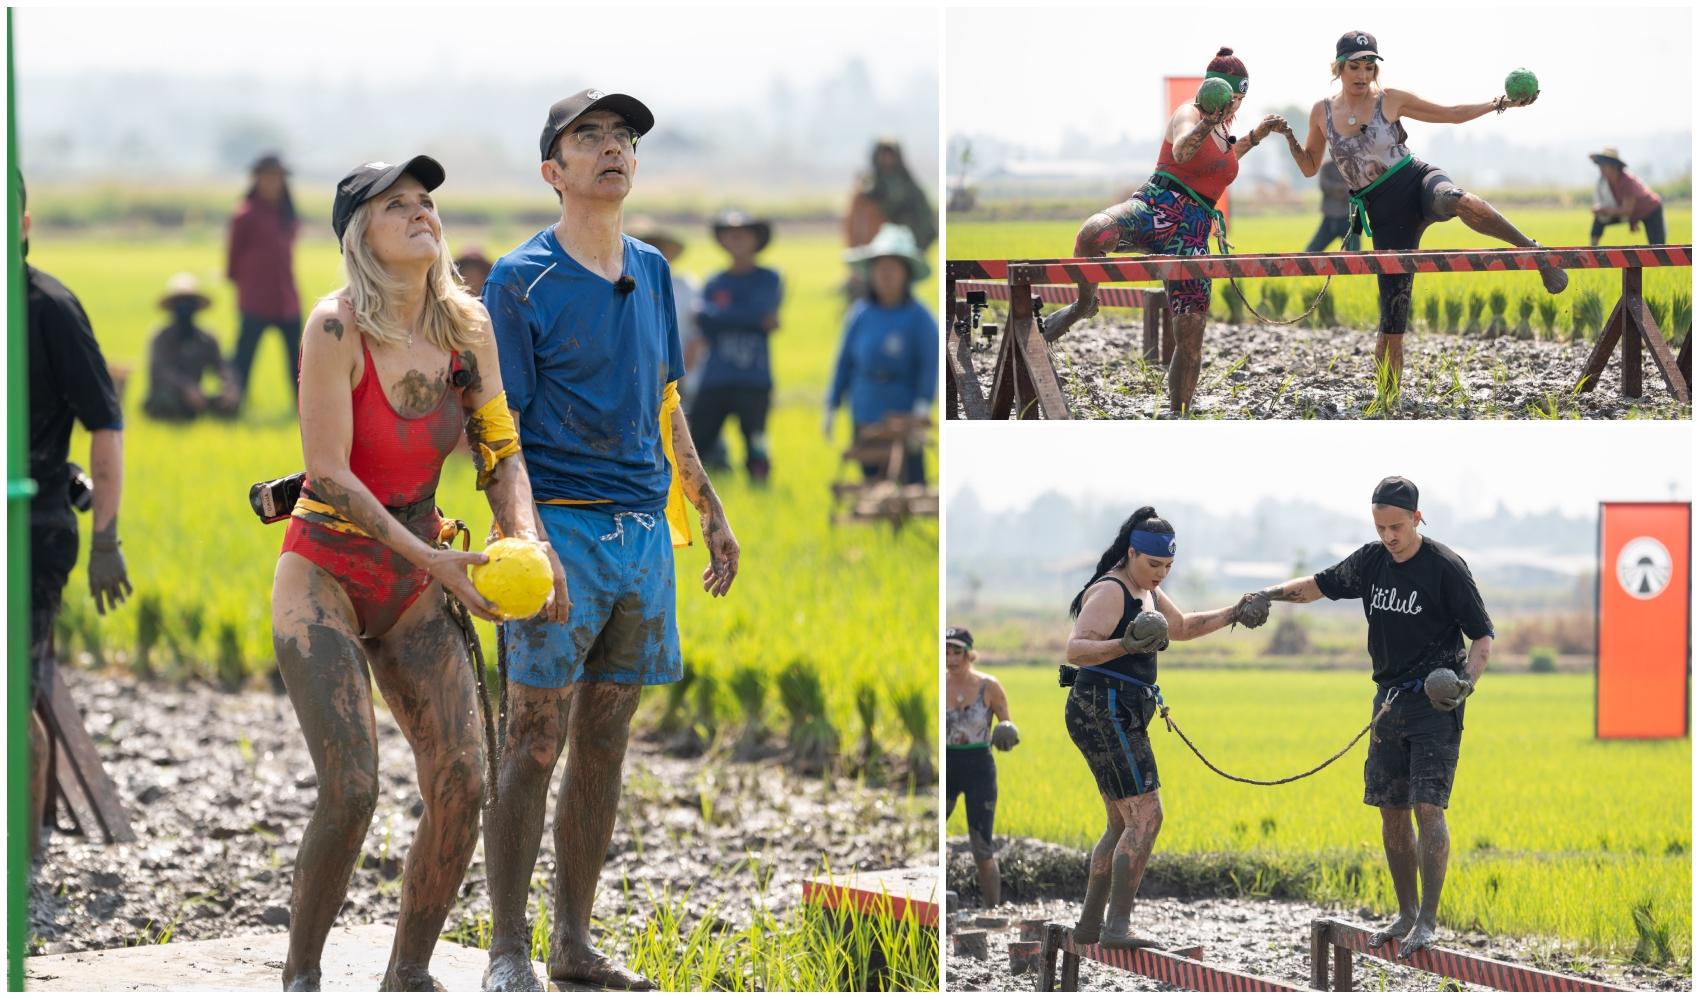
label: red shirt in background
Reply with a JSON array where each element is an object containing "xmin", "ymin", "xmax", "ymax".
[
  {"xmin": 1607, "ymin": 169, "xmax": 1662, "ymax": 222},
  {"xmin": 226, "ymin": 198, "xmax": 300, "ymax": 319}
]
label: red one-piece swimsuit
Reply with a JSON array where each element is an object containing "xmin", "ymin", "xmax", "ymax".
[{"xmin": 282, "ymin": 336, "xmax": 467, "ymax": 637}]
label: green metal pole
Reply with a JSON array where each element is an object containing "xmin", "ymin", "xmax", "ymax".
[{"xmin": 8, "ymin": 8, "xmax": 36, "ymax": 991}]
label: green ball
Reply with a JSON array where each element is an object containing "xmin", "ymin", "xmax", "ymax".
[
  {"xmin": 1196, "ymin": 77, "xmax": 1234, "ymax": 115},
  {"xmin": 1504, "ymin": 68, "xmax": 1538, "ymax": 102}
]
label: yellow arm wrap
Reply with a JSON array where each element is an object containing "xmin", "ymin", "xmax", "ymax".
[
  {"xmin": 660, "ymin": 381, "xmax": 692, "ymax": 548},
  {"xmin": 290, "ymin": 495, "xmax": 370, "ymax": 537},
  {"xmin": 467, "ymin": 391, "xmax": 522, "ymax": 491}
]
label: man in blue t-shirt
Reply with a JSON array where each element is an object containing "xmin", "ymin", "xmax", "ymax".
[
  {"xmin": 479, "ymin": 88, "xmax": 741, "ymax": 993},
  {"xmin": 1245, "ymin": 476, "xmax": 1493, "ymax": 960},
  {"xmin": 688, "ymin": 209, "xmax": 783, "ymax": 483}
]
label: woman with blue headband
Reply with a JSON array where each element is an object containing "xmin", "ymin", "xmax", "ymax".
[{"xmin": 1062, "ymin": 506, "xmax": 1241, "ymax": 948}]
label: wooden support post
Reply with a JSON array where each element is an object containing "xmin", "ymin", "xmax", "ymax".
[
  {"xmin": 1039, "ymin": 924, "xmax": 1060, "ymax": 992},
  {"xmin": 1581, "ymin": 267, "xmax": 1690, "ymax": 402},
  {"xmin": 1309, "ymin": 920, "xmax": 1330, "ymax": 990},
  {"xmin": 1332, "ymin": 945, "xmax": 1352, "ymax": 992},
  {"xmin": 1142, "ymin": 306, "xmax": 1160, "ymax": 362},
  {"xmin": 1622, "ymin": 267, "xmax": 1643, "ymax": 398},
  {"xmin": 1678, "ymin": 327, "xmax": 1692, "ymax": 385},
  {"xmin": 1059, "ymin": 950, "xmax": 1081, "ymax": 992},
  {"xmin": 1160, "ymin": 306, "xmax": 1176, "ymax": 365},
  {"xmin": 37, "ymin": 668, "xmax": 135, "ymax": 843}
]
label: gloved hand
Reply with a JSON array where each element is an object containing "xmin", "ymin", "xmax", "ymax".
[
  {"xmin": 1231, "ymin": 591, "xmax": 1271, "ymax": 629},
  {"xmin": 1119, "ymin": 609, "xmax": 1170, "ymax": 654},
  {"xmin": 1424, "ymin": 667, "xmax": 1476, "ymax": 711},
  {"xmin": 990, "ymin": 720, "xmax": 1020, "ymax": 752},
  {"xmin": 88, "ymin": 523, "xmax": 133, "ymax": 615}
]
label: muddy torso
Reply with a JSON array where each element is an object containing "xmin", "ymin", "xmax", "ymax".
[{"xmin": 337, "ymin": 335, "xmax": 466, "ymax": 508}]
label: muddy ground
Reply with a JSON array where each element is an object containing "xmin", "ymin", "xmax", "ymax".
[
  {"xmin": 944, "ymin": 837, "xmax": 1689, "ymax": 992},
  {"xmin": 28, "ymin": 667, "xmax": 935, "ymax": 967},
  {"xmin": 962, "ymin": 317, "xmax": 1690, "ymax": 419}
]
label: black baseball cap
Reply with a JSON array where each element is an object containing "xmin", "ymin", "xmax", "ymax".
[
  {"xmin": 1335, "ymin": 30, "xmax": 1381, "ymax": 63},
  {"xmin": 331, "ymin": 155, "xmax": 446, "ymax": 248},
  {"xmin": 1372, "ymin": 475, "xmax": 1419, "ymax": 511},
  {"xmin": 539, "ymin": 88, "xmax": 655, "ymax": 161},
  {"xmin": 946, "ymin": 626, "xmax": 974, "ymax": 649}
]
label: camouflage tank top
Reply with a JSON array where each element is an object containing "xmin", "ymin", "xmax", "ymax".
[
  {"xmin": 1323, "ymin": 93, "xmax": 1410, "ymax": 190},
  {"xmin": 946, "ymin": 679, "xmax": 992, "ymax": 747}
]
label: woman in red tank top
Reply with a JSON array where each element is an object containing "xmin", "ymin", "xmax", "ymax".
[
  {"xmin": 270, "ymin": 156, "xmax": 563, "ymax": 991},
  {"xmin": 1042, "ymin": 48, "xmax": 1305, "ymax": 414}
]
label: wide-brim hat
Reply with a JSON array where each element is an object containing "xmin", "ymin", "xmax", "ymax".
[
  {"xmin": 712, "ymin": 209, "xmax": 772, "ymax": 253},
  {"xmin": 539, "ymin": 88, "xmax": 655, "ymax": 161},
  {"xmin": 845, "ymin": 223, "xmax": 931, "ymax": 283},
  {"xmin": 331, "ymin": 154, "xmax": 446, "ymax": 247},
  {"xmin": 1589, "ymin": 147, "xmax": 1627, "ymax": 169},
  {"xmin": 158, "ymin": 271, "xmax": 211, "ymax": 311}
]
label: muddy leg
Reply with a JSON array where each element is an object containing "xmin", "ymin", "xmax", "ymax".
[
  {"xmin": 975, "ymin": 856, "xmax": 1002, "ymax": 909},
  {"xmin": 1166, "ymin": 313, "xmax": 1207, "ymax": 413},
  {"xmin": 273, "ymin": 554, "xmax": 379, "ymax": 992},
  {"xmin": 368, "ymin": 590, "xmax": 487, "ymax": 991},
  {"xmin": 1369, "ymin": 806, "xmax": 1419, "ymax": 947},
  {"xmin": 29, "ymin": 709, "xmax": 50, "ymax": 860},
  {"xmin": 547, "ymin": 682, "xmax": 653, "ymax": 990},
  {"xmin": 1400, "ymin": 803, "xmax": 1450, "ymax": 957},
  {"xmin": 1099, "ymin": 791, "xmax": 1163, "ymax": 949},
  {"xmin": 483, "ymin": 681, "xmax": 572, "ymax": 992},
  {"xmin": 1073, "ymin": 801, "xmax": 1123, "ymax": 945},
  {"xmin": 1455, "ymin": 193, "xmax": 1567, "ymax": 293},
  {"xmin": 1042, "ymin": 214, "xmax": 1118, "ymax": 342}
]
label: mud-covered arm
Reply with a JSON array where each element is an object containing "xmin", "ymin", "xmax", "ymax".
[
  {"xmin": 1284, "ymin": 102, "xmax": 1328, "ymax": 178},
  {"xmin": 669, "ymin": 398, "xmax": 740, "ymax": 596},
  {"xmin": 457, "ymin": 306, "xmax": 542, "ymax": 544},
  {"xmin": 1167, "ymin": 104, "xmax": 1225, "ymax": 165},
  {"xmin": 986, "ymin": 677, "xmax": 1014, "ymax": 725},
  {"xmin": 1232, "ymin": 115, "xmax": 1288, "ymax": 159},
  {"xmin": 1260, "ymin": 576, "xmax": 1325, "ymax": 603},
  {"xmin": 1463, "ymin": 634, "xmax": 1492, "ymax": 685},
  {"xmin": 1152, "ymin": 587, "xmax": 1238, "ymax": 641},
  {"xmin": 1066, "ymin": 582, "xmax": 1130, "ymax": 665}
]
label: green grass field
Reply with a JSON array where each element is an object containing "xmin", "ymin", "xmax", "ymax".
[
  {"xmin": 948, "ymin": 667, "xmax": 1690, "ymax": 962},
  {"xmin": 948, "ymin": 207, "xmax": 1692, "ymax": 337},
  {"xmin": 30, "ymin": 227, "xmax": 940, "ymax": 746}
]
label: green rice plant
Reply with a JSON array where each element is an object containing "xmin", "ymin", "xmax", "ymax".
[
  {"xmin": 652, "ymin": 659, "xmax": 696, "ymax": 739},
  {"xmin": 134, "ymin": 591, "xmax": 164, "ymax": 679},
  {"xmin": 1630, "ymin": 900, "xmax": 1675, "ymax": 967},
  {"xmin": 1442, "ymin": 295, "xmax": 1464, "ymax": 335},
  {"xmin": 729, "ymin": 665, "xmax": 770, "ymax": 761},
  {"xmin": 1646, "ymin": 297, "xmax": 1668, "ymax": 332},
  {"xmin": 1670, "ymin": 292, "xmax": 1692, "ymax": 342},
  {"xmin": 1422, "ymin": 295, "xmax": 1441, "ymax": 333},
  {"xmin": 1219, "ymin": 283, "xmax": 1246, "ymax": 325},
  {"xmin": 1536, "ymin": 297, "xmax": 1560, "ymax": 340},
  {"xmin": 852, "ymin": 682, "xmax": 884, "ymax": 783},
  {"xmin": 215, "ymin": 620, "xmax": 246, "ymax": 692},
  {"xmin": 1315, "ymin": 283, "xmax": 1336, "ymax": 328},
  {"xmin": 1463, "ymin": 291, "xmax": 1486, "ymax": 337},
  {"xmin": 1573, "ymin": 289, "xmax": 1605, "ymax": 340},
  {"xmin": 890, "ymin": 682, "xmax": 936, "ymax": 787},
  {"xmin": 777, "ymin": 658, "xmax": 839, "ymax": 775},
  {"xmin": 1364, "ymin": 350, "xmax": 1402, "ymax": 418},
  {"xmin": 1484, "ymin": 288, "xmax": 1509, "ymax": 339},
  {"xmin": 1263, "ymin": 283, "xmax": 1290, "ymax": 317},
  {"xmin": 1512, "ymin": 295, "xmax": 1536, "ymax": 340}
]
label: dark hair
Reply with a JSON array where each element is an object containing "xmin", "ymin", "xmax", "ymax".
[
  {"xmin": 1068, "ymin": 506, "xmax": 1175, "ymax": 618},
  {"xmin": 1208, "ymin": 46, "xmax": 1247, "ymax": 77},
  {"xmin": 246, "ymin": 168, "xmax": 296, "ymax": 229}
]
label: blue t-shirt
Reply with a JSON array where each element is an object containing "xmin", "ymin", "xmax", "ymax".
[
  {"xmin": 697, "ymin": 266, "xmax": 783, "ymax": 391},
  {"xmin": 484, "ymin": 229, "xmax": 684, "ymax": 512},
  {"xmin": 827, "ymin": 297, "xmax": 939, "ymax": 427}
]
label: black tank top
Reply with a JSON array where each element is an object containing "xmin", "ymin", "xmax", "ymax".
[{"xmin": 1087, "ymin": 576, "xmax": 1158, "ymax": 686}]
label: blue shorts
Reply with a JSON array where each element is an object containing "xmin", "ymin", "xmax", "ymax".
[{"xmin": 503, "ymin": 505, "xmax": 682, "ymax": 689}]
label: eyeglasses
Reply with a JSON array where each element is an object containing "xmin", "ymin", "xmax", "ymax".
[{"xmin": 567, "ymin": 125, "xmax": 640, "ymax": 150}]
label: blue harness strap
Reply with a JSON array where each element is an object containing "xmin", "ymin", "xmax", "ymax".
[{"xmin": 1080, "ymin": 665, "xmax": 1164, "ymax": 707}]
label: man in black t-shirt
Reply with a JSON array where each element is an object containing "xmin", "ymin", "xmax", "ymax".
[
  {"xmin": 23, "ymin": 183, "xmax": 133, "ymax": 849},
  {"xmin": 1249, "ymin": 476, "xmax": 1493, "ymax": 958}
]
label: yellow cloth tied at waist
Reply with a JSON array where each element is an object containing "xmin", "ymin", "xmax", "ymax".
[
  {"xmin": 467, "ymin": 391, "xmax": 522, "ymax": 491},
  {"xmin": 537, "ymin": 381, "xmax": 692, "ymax": 549}
]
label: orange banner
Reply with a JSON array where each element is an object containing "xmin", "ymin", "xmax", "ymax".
[
  {"xmin": 1161, "ymin": 76, "xmax": 1229, "ymax": 229},
  {"xmin": 1597, "ymin": 502, "xmax": 1691, "ymax": 739}
]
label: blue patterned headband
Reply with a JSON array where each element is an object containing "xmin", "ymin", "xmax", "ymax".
[{"xmin": 1128, "ymin": 530, "xmax": 1177, "ymax": 557}]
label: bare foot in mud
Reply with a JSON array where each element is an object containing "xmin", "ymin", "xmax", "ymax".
[
  {"xmin": 1398, "ymin": 920, "xmax": 1440, "ymax": 958},
  {"xmin": 380, "ymin": 963, "xmax": 445, "ymax": 992},
  {"xmin": 283, "ymin": 970, "xmax": 321, "ymax": 992},
  {"xmin": 1041, "ymin": 297, "xmax": 1099, "ymax": 343},
  {"xmin": 483, "ymin": 950, "xmax": 544, "ymax": 992},
  {"xmin": 1072, "ymin": 923, "xmax": 1100, "ymax": 946},
  {"xmin": 549, "ymin": 946, "xmax": 656, "ymax": 991},
  {"xmin": 1367, "ymin": 915, "xmax": 1414, "ymax": 949},
  {"xmin": 1098, "ymin": 930, "xmax": 1163, "ymax": 950}
]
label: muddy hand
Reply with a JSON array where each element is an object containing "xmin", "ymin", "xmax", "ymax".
[
  {"xmin": 700, "ymin": 508, "xmax": 740, "ymax": 597},
  {"xmin": 539, "ymin": 541, "xmax": 572, "ymax": 624},
  {"xmin": 1506, "ymin": 90, "xmax": 1538, "ymax": 108},
  {"xmin": 425, "ymin": 548, "xmax": 501, "ymax": 622},
  {"xmin": 88, "ymin": 525, "xmax": 133, "ymax": 615}
]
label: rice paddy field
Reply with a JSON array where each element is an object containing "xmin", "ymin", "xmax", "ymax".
[
  {"xmin": 948, "ymin": 207, "xmax": 1693, "ymax": 339},
  {"xmin": 947, "ymin": 665, "xmax": 1691, "ymax": 964},
  {"xmin": 29, "ymin": 222, "xmax": 939, "ymax": 756}
]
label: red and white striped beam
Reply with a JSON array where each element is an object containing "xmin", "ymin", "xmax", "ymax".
[
  {"xmin": 955, "ymin": 280, "xmax": 1164, "ymax": 309},
  {"xmin": 1051, "ymin": 923, "xmax": 1308, "ymax": 992},
  {"xmin": 1319, "ymin": 921, "xmax": 1630, "ymax": 992}
]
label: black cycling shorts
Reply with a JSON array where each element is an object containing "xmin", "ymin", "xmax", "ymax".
[
  {"xmin": 946, "ymin": 746, "xmax": 998, "ymax": 859},
  {"xmin": 1064, "ymin": 673, "xmax": 1160, "ymax": 800}
]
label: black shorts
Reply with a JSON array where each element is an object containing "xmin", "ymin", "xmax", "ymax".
[
  {"xmin": 30, "ymin": 509, "xmax": 79, "ymax": 691},
  {"xmin": 1064, "ymin": 673, "xmax": 1160, "ymax": 800},
  {"xmin": 1364, "ymin": 687, "xmax": 1463, "ymax": 809},
  {"xmin": 946, "ymin": 746, "xmax": 998, "ymax": 859},
  {"xmin": 1360, "ymin": 158, "xmax": 1465, "ymax": 334}
]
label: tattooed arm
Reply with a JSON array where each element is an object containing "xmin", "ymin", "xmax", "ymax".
[
  {"xmin": 1066, "ymin": 581, "xmax": 1131, "ymax": 666},
  {"xmin": 1152, "ymin": 587, "xmax": 1238, "ymax": 641},
  {"xmin": 1167, "ymin": 104, "xmax": 1227, "ymax": 165},
  {"xmin": 668, "ymin": 391, "xmax": 740, "ymax": 597},
  {"xmin": 1384, "ymin": 88, "xmax": 1510, "ymax": 126},
  {"xmin": 298, "ymin": 298, "xmax": 498, "ymax": 618},
  {"xmin": 1258, "ymin": 576, "xmax": 1325, "ymax": 604}
]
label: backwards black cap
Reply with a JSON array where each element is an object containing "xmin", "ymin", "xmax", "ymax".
[
  {"xmin": 539, "ymin": 88, "xmax": 655, "ymax": 161},
  {"xmin": 1372, "ymin": 475, "xmax": 1419, "ymax": 511},
  {"xmin": 1336, "ymin": 30, "xmax": 1381, "ymax": 62},
  {"xmin": 331, "ymin": 155, "xmax": 446, "ymax": 249},
  {"xmin": 946, "ymin": 626, "xmax": 974, "ymax": 649}
]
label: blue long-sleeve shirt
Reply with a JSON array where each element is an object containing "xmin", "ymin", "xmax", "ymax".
[
  {"xmin": 697, "ymin": 266, "xmax": 783, "ymax": 391},
  {"xmin": 827, "ymin": 297, "xmax": 938, "ymax": 427}
]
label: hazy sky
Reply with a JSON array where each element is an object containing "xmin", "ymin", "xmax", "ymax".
[
  {"xmin": 945, "ymin": 422, "xmax": 1693, "ymax": 520},
  {"xmin": 947, "ymin": 5, "xmax": 1693, "ymax": 149},
  {"xmin": 15, "ymin": 6, "xmax": 940, "ymax": 99}
]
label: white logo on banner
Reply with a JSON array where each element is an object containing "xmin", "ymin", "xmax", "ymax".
[{"xmin": 1616, "ymin": 536, "xmax": 1672, "ymax": 600}]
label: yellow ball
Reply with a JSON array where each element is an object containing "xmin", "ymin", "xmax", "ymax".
[{"xmin": 469, "ymin": 538, "xmax": 553, "ymax": 619}]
